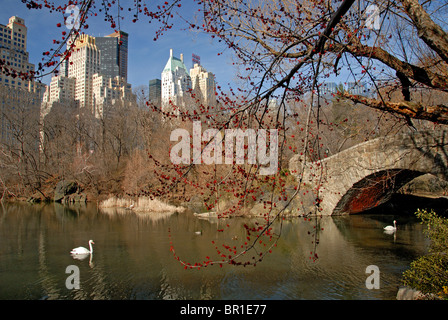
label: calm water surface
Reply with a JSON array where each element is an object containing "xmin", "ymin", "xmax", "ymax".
[{"xmin": 0, "ymin": 202, "xmax": 429, "ymax": 300}]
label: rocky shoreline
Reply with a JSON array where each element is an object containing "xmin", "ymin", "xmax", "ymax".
[
  {"xmin": 16, "ymin": 173, "xmax": 448, "ymax": 219},
  {"xmin": 25, "ymin": 180, "xmax": 88, "ymax": 204}
]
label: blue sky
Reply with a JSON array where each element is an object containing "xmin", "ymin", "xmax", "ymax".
[
  {"xmin": 0, "ymin": 0, "xmax": 384, "ymax": 94},
  {"xmin": 0, "ymin": 0, "xmax": 236, "ymax": 89}
]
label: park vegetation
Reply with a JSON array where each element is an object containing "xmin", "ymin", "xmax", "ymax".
[
  {"xmin": 0, "ymin": 0, "xmax": 447, "ymax": 271},
  {"xmin": 402, "ymin": 209, "xmax": 448, "ymax": 299}
]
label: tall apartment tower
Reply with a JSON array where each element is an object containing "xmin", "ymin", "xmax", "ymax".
[
  {"xmin": 43, "ymin": 31, "xmax": 133, "ymax": 119},
  {"xmin": 190, "ymin": 63, "xmax": 216, "ymax": 107},
  {"xmin": 149, "ymin": 78, "xmax": 161, "ymax": 107},
  {"xmin": 108, "ymin": 31, "xmax": 128, "ymax": 81},
  {"xmin": 161, "ymin": 49, "xmax": 191, "ymax": 112},
  {"xmin": 1, "ymin": 16, "xmax": 46, "ymax": 146},
  {"xmin": 67, "ymin": 34, "xmax": 101, "ymax": 110},
  {"xmin": 0, "ymin": 16, "xmax": 45, "ymax": 94},
  {"xmin": 96, "ymin": 31, "xmax": 128, "ymax": 82}
]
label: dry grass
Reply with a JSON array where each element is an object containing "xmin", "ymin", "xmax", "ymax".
[
  {"xmin": 100, "ymin": 207, "xmax": 176, "ymax": 224},
  {"xmin": 99, "ymin": 196, "xmax": 185, "ymax": 213}
]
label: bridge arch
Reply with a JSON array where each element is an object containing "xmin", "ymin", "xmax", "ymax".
[
  {"xmin": 333, "ymin": 169, "xmax": 427, "ymax": 214},
  {"xmin": 289, "ymin": 130, "xmax": 448, "ymax": 215}
]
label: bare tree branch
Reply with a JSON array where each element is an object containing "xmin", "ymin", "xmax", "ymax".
[
  {"xmin": 343, "ymin": 92, "xmax": 448, "ymax": 124},
  {"xmin": 400, "ymin": 0, "xmax": 448, "ymax": 64}
]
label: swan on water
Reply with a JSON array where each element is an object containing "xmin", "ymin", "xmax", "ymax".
[
  {"xmin": 383, "ymin": 220, "xmax": 397, "ymax": 232},
  {"xmin": 70, "ymin": 240, "xmax": 95, "ymax": 255}
]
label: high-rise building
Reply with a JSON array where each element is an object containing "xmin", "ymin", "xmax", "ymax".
[
  {"xmin": 107, "ymin": 31, "xmax": 128, "ymax": 81},
  {"xmin": 92, "ymin": 73, "xmax": 133, "ymax": 117},
  {"xmin": 161, "ymin": 49, "xmax": 191, "ymax": 112},
  {"xmin": 0, "ymin": 16, "xmax": 45, "ymax": 95},
  {"xmin": 149, "ymin": 79, "xmax": 161, "ymax": 107},
  {"xmin": 47, "ymin": 76, "xmax": 76, "ymax": 103},
  {"xmin": 1, "ymin": 16, "xmax": 46, "ymax": 148},
  {"xmin": 66, "ymin": 34, "xmax": 101, "ymax": 109},
  {"xmin": 42, "ymin": 32, "xmax": 134, "ymax": 119},
  {"xmin": 190, "ymin": 63, "xmax": 216, "ymax": 107},
  {"xmin": 40, "ymin": 75, "xmax": 76, "ymax": 119},
  {"xmin": 96, "ymin": 31, "xmax": 128, "ymax": 82},
  {"xmin": 96, "ymin": 36, "xmax": 120, "ymax": 80}
]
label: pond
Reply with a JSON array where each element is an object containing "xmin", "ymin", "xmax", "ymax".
[{"xmin": 0, "ymin": 199, "xmax": 431, "ymax": 300}]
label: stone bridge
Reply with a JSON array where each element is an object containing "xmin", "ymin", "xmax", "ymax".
[{"xmin": 289, "ymin": 130, "xmax": 448, "ymax": 215}]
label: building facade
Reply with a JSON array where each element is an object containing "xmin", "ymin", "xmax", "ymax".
[
  {"xmin": 149, "ymin": 78, "xmax": 161, "ymax": 107},
  {"xmin": 0, "ymin": 16, "xmax": 46, "ymax": 148},
  {"xmin": 92, "ymin": 73, "xmax": 133, "ymax": 117},
  {"xmin": 161, "ymin": 49, "xmax": 191, "ymax": 113},
  {"xmin": 320, "ymin": 82, "xmax": 339, "ymax": 95},
  {"xmin": 0, "ymin": 16, "xmax": 46, "ymax": 94},
  {"xmin": 41, "ymin": 75, "xmax": 76, "ymax": 116},
  {"xmin": 68, "ymin": 34, "xmax": 101, "ymax": 110},
  {"xmin": 190, "ymin": 63, "xmax": 216, "ymax": 107},
  {"xmin": 96, "ymin": 31, "xmax": 128, "ymax": 82},
  {"xmin": 42, "ymin": 31, "xmax": 134, "ymax": 119}
]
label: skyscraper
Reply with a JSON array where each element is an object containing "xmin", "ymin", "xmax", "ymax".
[
  {"xmin": 66, "ymin": 34, "xmax": 101, "ymax": 109},
  {"xmin": 96, "ymin": 31, "xmax": 128, "ymax": 82},
  {"xmin": 149, "ymin": 79, "xmax": 161, "ymax": 107},
  {"xmin": 190, "ymin": 63, "xmax": 216, "ymax": 107},
  {"xmin": 42, "ymin": 31, "xmax": 134, "ymax": 118},
  {"xmin": 161, "ymin": 49, "xmax": 191, "ymax": 113},
  {"xmin": 1, "ymin": 16, "xmax": 46, "ymax": 147},
  {"xmin": 96, "ymin": 36, "xmax": 120, "ymax": 80},
  {"xmin": 0, "ymin": 16, "xmax": 45, "ymax": 94},
  {"xmin": 108, "ymin": 31, "xmax": 128, "ymax": 81}
]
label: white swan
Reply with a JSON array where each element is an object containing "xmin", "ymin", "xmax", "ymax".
[
  {"xmin": 384, "ymin": 220, "xmax": 397, "ymax": 232},
  {"xmin": 70, "ymin": 240, "xmax": 94, "ymax": 255}
]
